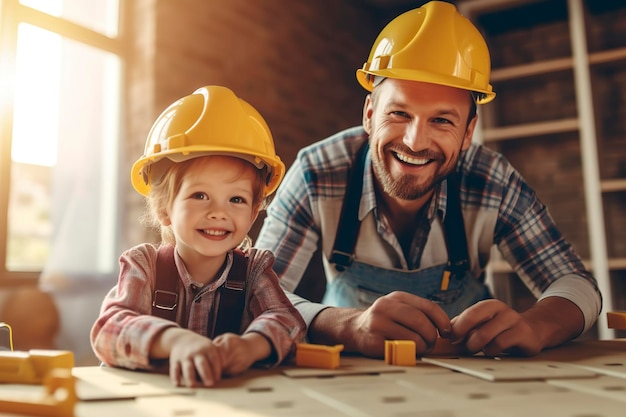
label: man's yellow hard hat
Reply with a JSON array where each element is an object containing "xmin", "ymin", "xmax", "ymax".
[{"xmin": 356, "ymin": 1, "xmax": 495, "ymax": 104}]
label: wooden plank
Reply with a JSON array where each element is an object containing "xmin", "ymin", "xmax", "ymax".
[
  {"xmin": 421, "ymin": 356, "xmax": 597, "ymax": 381},
  {"xmin": 564, "ymin": 354, "xmax": 626, "ymax": 379},
  {"xmin": 73, "ymin": 366, "xmax": 193, "ymax": 401},
  {"xmin": 283, "ymin": 356, "xmax": 405, "ymax": 379},
  {"xmin": 548, "ymin": 375, "xmax": 626, "ymax": 403}
]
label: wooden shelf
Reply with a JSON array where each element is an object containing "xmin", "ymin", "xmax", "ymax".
[
  {"xmin": 482, "ymin": 118, "xmax": 579, "ymax": 142},
  {"xmin": 608, "ymin": 258, "xmax": 626, "ymax": 271},
  {"xmin": 589, "ymin": 47, "xmax": 626, "ymax": 66},
  {"xmin": 490, "ymin": 47, "xmax": 626, "ymax": 82},
  {"xmin": 459, "ymin": 0, "xmax": 549, "ymax": 17},
  {"xmin": 461, "ymin": 0, "xmax": 625, "ymax": 336},
  {"xmin": 490, "ymin": 258, "xmax": 626, "ymax": 273},
  {"xmin": 601, "ymin": 178, "xmax": 626, "ymax": 193},
  {"xmin": 492, "ymin": 57, "xmax": 573, "ymax": 82}
]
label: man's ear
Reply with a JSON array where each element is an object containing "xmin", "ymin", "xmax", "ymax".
[
  {"xmin": 462, "ymin": 114, "xmax": 479, "ymax": 151},
  {"xmin": 362, "ymin": 94, "xmax": 373, "ymax": 134}
]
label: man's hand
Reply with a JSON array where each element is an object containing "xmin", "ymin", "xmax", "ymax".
[
  {"xmin": 448, "ymin": 297, "xmax": 584, "ymax": 357},
  {"xmin": 310, "ymin": 291, "xmax": 451, "ymax": 357},
  {"xmin": 448, "ymin": 299, "xmax": 541, "ymax": 356}
]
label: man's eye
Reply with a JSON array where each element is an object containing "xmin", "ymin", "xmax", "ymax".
[
  {"xmin": 390, "ymin": 111, "xmax": 410, "ymax": 118},
  {"xmin": 433, "ymin": 117, "xmax": 452, "ymax": 124}
]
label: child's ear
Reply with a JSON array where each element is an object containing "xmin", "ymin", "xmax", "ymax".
[
  {"xmin": 159, "ymin": 209, "xmax": 171, "ymax": 226},
  {"xmin": 251, "ymin": 207, "xmax": 261, "ymax": 223}
]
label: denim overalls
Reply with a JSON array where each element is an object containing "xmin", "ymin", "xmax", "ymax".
[{"xmin": 325, "ymin": 143, "xmax": 492, "ymax": 319}]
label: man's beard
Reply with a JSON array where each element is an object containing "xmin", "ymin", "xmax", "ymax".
[{"xmin": 372, "ymin": 155, "xmax": 451, "ymax": 200}]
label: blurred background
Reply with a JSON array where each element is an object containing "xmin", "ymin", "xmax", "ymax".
[{"xmin": 0, "ymin": 0, "xmax": 624, "ymax": 365}]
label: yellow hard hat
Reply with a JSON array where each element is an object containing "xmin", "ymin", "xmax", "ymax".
[
  {"xmin": 131, "ymin": 85, "xmax": 285, "ymax": 196},
  {"xmin": 356, "ymin": 1, "xmax": 495, "ymax": 104}
]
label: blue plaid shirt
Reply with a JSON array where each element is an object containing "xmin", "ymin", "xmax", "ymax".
[{"xmin": 256, "ymin": 126, "xmax": 601, "ymax": 332}]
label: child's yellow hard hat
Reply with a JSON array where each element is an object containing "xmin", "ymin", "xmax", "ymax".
[{"xmin": 131, "ymin": 85, "xmax": 285, "ymax": 196}]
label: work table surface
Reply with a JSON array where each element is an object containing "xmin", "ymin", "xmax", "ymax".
[{"xmin": 3, "ymin": 339, "xmax": 626, "ymax": 416}]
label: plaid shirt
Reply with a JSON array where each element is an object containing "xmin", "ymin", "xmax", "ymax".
[
  {"xmin": 91, "ymin": 244, "xmax": 306, "ymax": 370},
  {"xmin": 256, "ymin": 126, "xmax": 601, "ymax": 332}
]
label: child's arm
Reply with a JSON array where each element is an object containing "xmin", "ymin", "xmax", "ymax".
[
  {"xmin": 90, "ymin": 245, "xmax": 178, "ymax": 370},
  {"xmin": 240, "ymin": 249, "xmax": 307, "ymax": 364}
]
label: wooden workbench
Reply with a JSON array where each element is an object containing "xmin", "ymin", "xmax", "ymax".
[{"xmin": 2, "ymin": 339, "xmax": 626, "ymax": 416}]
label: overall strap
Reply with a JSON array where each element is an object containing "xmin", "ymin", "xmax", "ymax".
[
  {"xmin": 441, "ymin": 173, "xmax": 470, "ymax": 289},
  {"xmin": 152, "ymin": 247, "xmax": 248, "ymax": 336},
  {"xmin": 152, "ymin": 245, "xmax": 179, "ymax": 322},
  {"xmin": 329, "ymin": 141, "xmax": 369, "ymax": 271},
  {"xmin": 329, "ymin": 140, "xmax": 470, "ymax": 283},
  {"xmin": 208, "ymin": 250, "xmax": 248, "ymax": 338}
]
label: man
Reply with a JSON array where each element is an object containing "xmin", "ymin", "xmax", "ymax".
[{"xmin": 256, "ymin": 1, "xmax": 601, "ymax": 358}]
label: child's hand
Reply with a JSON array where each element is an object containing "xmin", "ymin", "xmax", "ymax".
[
  {"xmin": 168, "ymin": 332, "xmax": 225, "ymax": 387},
  {"xmin": 166, "ymin": 331, "xmax": 271, "ymax": 387},
  {"xmin": 212, "ymin": 332, "xmax": 271, "ymax": 376}
]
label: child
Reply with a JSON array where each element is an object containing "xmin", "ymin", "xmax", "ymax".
[{"xmin": 91, "ymin": 86, "xmax": 306, "ymax": 388}]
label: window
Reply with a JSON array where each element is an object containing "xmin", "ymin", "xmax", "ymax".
[{"xmin": 0, "ymin": 0, "xmax": 123, "ymax": 286}]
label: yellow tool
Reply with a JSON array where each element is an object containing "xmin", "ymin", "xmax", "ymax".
[
  {"xmin": 0, "ymin": 368, "xmax": 76, "ymax": 417},
  {"xmin": 385, "ymin": 340, "xmax": 416, "ymax": 366},
  {"xmin": 0, "ymin": 322, "xmax": 13, "ymax": 351},
  {"xmin": 0, "ymin": 349, "xmax": 74, "ymax": 384},
  {"xmin": 295, "ymin": 343, "xmax": 344, "ymax": 369},
  {"xmin": 440, "ymin": 270, "xmax": 451, "ymax": 291}
]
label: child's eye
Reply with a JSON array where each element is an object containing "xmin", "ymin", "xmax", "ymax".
[
  {"xmin": 192, "ymin": 192, "xmax": 208, "ymax": 200},
  {"xmin": 231, "ymin": 196, "xmax": 246, "ymax": 204}
]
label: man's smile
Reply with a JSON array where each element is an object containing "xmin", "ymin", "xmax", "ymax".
[{"xmin": 393, "ymin": 151, "xmax": 432, "ymax": 166}]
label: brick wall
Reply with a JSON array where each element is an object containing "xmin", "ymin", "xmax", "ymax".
[
  {"xmin": 477, "ymin": 0, "xmax": 626, "ymax": 263},
  {"xmin": 122, "ymin": 0, "xmax": 396, "ymax": 247},
  {"xmin": 490, "ymin": 134, "xmax": 590, "ymax": 258},
  {"xmin": 121, "ymin": 0, "xmax": 626, "ymax": 273}
]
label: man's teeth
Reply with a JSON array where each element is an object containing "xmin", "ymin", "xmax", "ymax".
[
  {"xmin": 396, "ymin": 153, "xmax": 429, "ymax": 165},
  {"xmin": 203, "ymin": 230, "xmax": 227, "ymax": 236}
]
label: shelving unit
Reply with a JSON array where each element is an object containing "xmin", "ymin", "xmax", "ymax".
[{"xmin": 458, "ymin": 0, "xmax": 626, "ymax": 339}]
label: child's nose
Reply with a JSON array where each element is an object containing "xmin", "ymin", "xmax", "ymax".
[{"xmin": 206, "ymin": 202, "xmax": 227, "ymax": 219}]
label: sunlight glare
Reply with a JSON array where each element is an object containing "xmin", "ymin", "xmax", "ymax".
[
  {"xmin": 19, "ymin": 0, "xmax": 63, "ymax": 16},
  {"xmin": 12, "ymin": 24, "xmax": 61, "ymax": 167}
]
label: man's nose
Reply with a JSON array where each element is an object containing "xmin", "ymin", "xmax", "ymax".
[{"xmin": 403, "ymin": 118, "xmax": 431, "ymax": 151}]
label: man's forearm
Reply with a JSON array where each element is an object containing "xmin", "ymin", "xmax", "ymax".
[
  {"xmin": 522, "ymin": 296, "xmax": 585, "ymax": 349},
  {"xmin": 307, "ymin": 307, "xmax": 362, "ymax": 352}
]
